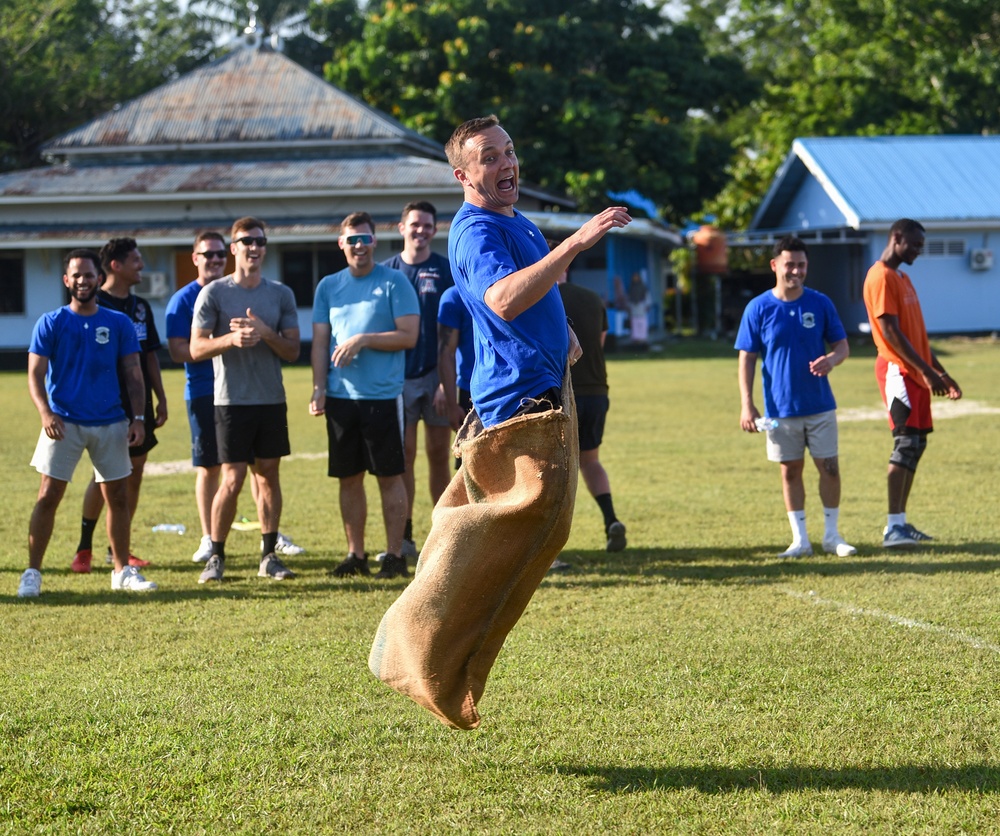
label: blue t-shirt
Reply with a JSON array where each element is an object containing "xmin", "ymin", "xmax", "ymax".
[
  {"xmin": 437, "ymin": 284, "xmax": 476, "ymax": 392},
  {"xmin": 448, "ymin": 202, "xmax": 568, "ymax": 427},
  {"xmin": 29, "ymin": 306, "xmax": 140, "ymax": 426},
  {"xmin": 734, "ymin": 287, "xmax": 847, "ymax": 418},
  {"xmin": 165, "ymin": 280, "xmax": 214, "ymax": 401},
  {"xmin": 312, "ymin": 264, "xmax": 420, "ymax": 400},
  {"xmin": 381, "ymin": 251, "xmax": 453, "ymax": 380}
]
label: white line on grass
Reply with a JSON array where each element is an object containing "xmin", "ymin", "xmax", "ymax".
[
  {"xmin": 838, "ymin": 398, "xmax": 1000, "ymax": 422},
  {"xmin": 144, "ymin": 451, "xmax": 325, "ymax": 476},
  {"xmin": 781, "ymin": 588, "xmax": 1000, "ymax": 656}
]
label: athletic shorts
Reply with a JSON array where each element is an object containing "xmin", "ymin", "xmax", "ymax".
[
  {"xmin": 187, "ymin": 395, "xmax": 220, "ymax": 468},
  {"xmin": 129, "ymin": 396, "xmax": 158, "ymax": 458},
  {"xmin": 765, "ymin": 409, "xmax": 839, "ymax": 463},
  {"xmin": 325, "ymin": 396, "xmax": 405, "ymax": 478},
  {"xmin": 575, "ymin": 394, "xmax": 609, "ymax": 452},
  {"xmin": 403, "ymin": 368, "xmax": 451, "ymax": 428},
  {"xmin": 215, "ymin": 403, "xmax": 291, "ymax": 464},
  {"xmin": 876, "ymin": 356, "xmax": 933, "ymax": 434},
  {"xmin": 30, "ymin": 420, "xmax": 132, "ymax": 483}
]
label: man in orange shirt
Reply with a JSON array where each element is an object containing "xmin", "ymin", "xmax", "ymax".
[{"xmin": 862, "ymin": 218, "xmax": 962, "ymax": 548}]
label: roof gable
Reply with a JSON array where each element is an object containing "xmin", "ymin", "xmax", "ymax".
[
  {"xmin": 751, "ymin": 135, "xmax": 1000, "ymax": 230},
  {"xmin": 42, "ymin": 45, "xmax": 444, "ymax": 162}
]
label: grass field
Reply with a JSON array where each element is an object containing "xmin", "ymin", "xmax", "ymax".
[{"xmin": 2, "ymin": 336, "xmax": 999, "ymax": 834}]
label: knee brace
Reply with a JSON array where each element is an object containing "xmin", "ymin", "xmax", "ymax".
[{"xmin": 889, "ymin": 432, "xmax": 927, "ymax": 472}]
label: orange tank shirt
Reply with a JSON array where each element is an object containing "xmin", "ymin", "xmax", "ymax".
[{"xmin": 863, "ymin": 260, "xmax": 931, "ymax": 383}]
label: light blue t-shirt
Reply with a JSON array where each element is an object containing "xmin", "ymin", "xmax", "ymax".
[
  {"xmin": 29, "ymin": 306, "xmax": 140, "ymax": 426},
  {"xmin": 437, "ymin": 284, "xmax": 476, "ymax": 392},
  {"xmin": 312, "ymin": 264, "xmax": 420, "ymax": 400},
  {"xmin": 165, "ymin": 280, "xmax": 214, "ymax": 401},
  {"xmin": 448, "ymin": 202, "xmax": 568, "ymax": 427},
  {"xmin": 734, "ymin": 287, "xmax": 847, "ymax": 418}
]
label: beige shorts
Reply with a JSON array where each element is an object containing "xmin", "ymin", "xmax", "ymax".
[
  {"xmin": 30, "ymin": 420, "xmax": 132, "ymax": 483},
  {"xmin": 765, "ymin": 409, "xmax": 839, "ymax": 463}
]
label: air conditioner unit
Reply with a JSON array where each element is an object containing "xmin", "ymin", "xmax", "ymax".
[
  {"xmin": 970, "ymin": 249, "xmax": 994, "ymax": 271},
  {"xmin": 137, "ymin": 271, "xmax": 170, "ymax": 299}
]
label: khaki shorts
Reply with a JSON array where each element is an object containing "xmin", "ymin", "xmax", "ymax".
[
  {"xmin": 30, "ymin": 420, "xmax": 132, "ymax": 483},
  {"xmin": 765, "ymin": 409, "xmax": 839, "ymax": 463}
]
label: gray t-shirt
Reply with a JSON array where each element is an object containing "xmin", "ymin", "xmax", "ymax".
[{"xmin": 192, "ymin": 275, "xmax": 299, "ymax": 406}]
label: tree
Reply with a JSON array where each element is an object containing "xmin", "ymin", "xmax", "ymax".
[
  {"xmin": 704, "ymin": 0, "xmax": 1000, "ymax": 228},
  {"xmin": 0, "ymin": 0, "xmax": 215, "ymax": 171},
  {"xmin": 323, "ymin": 0, "xmax": 756, "ymax": 221}
]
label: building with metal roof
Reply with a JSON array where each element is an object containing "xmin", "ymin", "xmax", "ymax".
[
  {"xmin": 734, "ymin": 135, "xmax": 1000, "ymax": 334},
  {"xmin": 0, "ymin": 37, "xmax": 680, "ymax": 353}
]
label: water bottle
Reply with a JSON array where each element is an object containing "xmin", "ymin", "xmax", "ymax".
[
  {"xmin": 151, "ymin": 523, "xmax": 186, "ymax": 535},
  {"xmin": 755, "ymin": 417, "xmax": 779, "ymax": 432}
]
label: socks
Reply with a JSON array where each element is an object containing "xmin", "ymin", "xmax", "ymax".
[
  {"xmin": 888, "ymin": 512, "xmax": 906, "ymax": 530},
  {"xmin": 823, "ymin": 506, "xmax": 839, "ymax": 542},
  {"xmin": 261, "ymin": 531, "xmax": 278, "ymax": 556},
  {"xmin": 78, "ymin": 517, "xmax": 98, "ymax": 552},
  {"xmin": 595, "ymin": 493, "xmax": 617, "ymax": 532},
  {"xmin": 211, "ymin": 540, "xmax": 226, "ymax": 560},
  {"xmin": 787, "ymin": 510, "xmax": 808, "ymax": 545},
  {"xmin": 404, "ymin": 518, "xmax": 413, "ymax": 541}
]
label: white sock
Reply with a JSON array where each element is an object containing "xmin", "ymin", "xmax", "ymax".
[
  {"xmin": 888, "ymin": 512, "xmax": 906, "ymax": 530},
  {"xmin": 823, "ymin": 507, "xmax": 839, "ymax": 542},
  {"xmin": 787, "ymin": 510, "xmax": 808, "ymax": 544}
]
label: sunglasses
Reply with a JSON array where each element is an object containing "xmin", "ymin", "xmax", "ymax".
[
  {"xmin": 234, "ymin": 236, "xmax": 268, "ymax": 247},
  {"xmin": 196, "ymin": 249, "xmax": 227, "ymax": 259},
  {"xmin": 343, "ymin": 233, "xmax": 375, "ymax": 247}
]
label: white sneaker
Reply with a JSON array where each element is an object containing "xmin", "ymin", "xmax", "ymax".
[
  {"xmin": 192, "ymin": 534, "xmax": 213, "ymax": 563},
  {"xmin": 111, "ymin": 565, "xmax": 158, "ymax": 592},
  {"xmin": 400, "ymin": 538, "xmax": 418, "ymax": 559},
  {"xmin": 823, "ymin": 536, "xmax": 857, "ymax": 557},
  {"xmin": 778, "ymin": 541, "xmax": 813, "ymax": 558},
  {"xmin": 267, "ymin": 532, "xmax": 305, "ymax": 556},
  {"xmin": 18, "ymin": 568, "xmax": 41, "ymax": 598}
]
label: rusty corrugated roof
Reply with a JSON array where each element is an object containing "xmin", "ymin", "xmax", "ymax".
[
  {"xmin": 0, "ymin": 156, "xmax": 459, "ymax": 198},
  {"xmin": 42, "ymin": 46, "xmax": 444, "ymax": 160}
]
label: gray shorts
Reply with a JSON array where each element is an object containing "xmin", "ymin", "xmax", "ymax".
[
  {"xmin": 30, "ymin": 420, "xmax": 132, "ymax": 483},
  {"xmin": 765, "ymin": 409, "xmax": 839, "ymax": 463},
  {"xmin": 403, "ymin": 368, "xmax": 450, "ymax": 428}
]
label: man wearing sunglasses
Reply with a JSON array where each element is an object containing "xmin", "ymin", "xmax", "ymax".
[
  {"xmin": 310, "ymin": 211, "xmax": 420, "ymax": 580},
  {"xmin": 190, "ymin": 217, "xmax": 301, "ymax": 583}
]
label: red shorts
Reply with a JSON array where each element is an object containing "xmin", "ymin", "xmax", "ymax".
[{"xmin": 876, "ymin": 356, "xmax": 932, "ymax": 434}]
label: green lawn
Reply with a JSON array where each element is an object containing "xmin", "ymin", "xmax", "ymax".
[{"xmin": 2, "ymin": 337, "xmax": 999, "ymax": 834}]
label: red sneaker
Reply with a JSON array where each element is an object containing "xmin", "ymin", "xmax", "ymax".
[
  {"xmin": 127, "ymin": 554, "xmax": 151, "ymax": 568},
  {"xmin": 71, "ymin": 549, "xmax": 93, "ymax": 574}
]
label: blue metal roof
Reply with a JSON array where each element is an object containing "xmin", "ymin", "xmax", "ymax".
[{"xmin": 751, "ymin": 135, "xmax": 1000, "ymax": 230}]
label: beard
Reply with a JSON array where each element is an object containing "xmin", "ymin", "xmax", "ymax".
[{"xmin": 70, "ymin": 284, "xmax": 98, "ymax": 304}]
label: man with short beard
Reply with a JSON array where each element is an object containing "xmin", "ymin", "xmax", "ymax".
[{"xmin": 19, "ymin": 249, "xmax": 158, "ymax": 597}]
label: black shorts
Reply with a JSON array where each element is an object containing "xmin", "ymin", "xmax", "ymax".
[
  {"xmin": 215, "ymin": 403, "xmax": 290, "ymax": 464},
  {"xmin": 575, "ymin": 394, "xmax": 609, "ymax": 452},
  {"xmin": 129, "ymin": 396, "xmax": 158, "ymax": 458},
  {"xmin": 187, "ymin": 395, "xmax": 219, "ymax": 468},
  {"xmin": 325, "ymin": 396, "xmax": 404, "ymax": 478}
]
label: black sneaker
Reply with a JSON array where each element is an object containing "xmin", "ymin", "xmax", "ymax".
[
  {"xmin": 374, "ymin": 552, "xmax": 409, "ymax": 579},
  {"xmin": 331, "ymin": 552, "xmax": 370, "ymax": 577},
  {"xmin": 606, "ymin": 521, "xmax": 627, "ymax": 552},
  {"xmin": 198, "ymin": 555, "xmax": 224, "ymax": 584},
  {"xmin": 258, "ymin": 552, "xmax": 296, "ymax": 580}
]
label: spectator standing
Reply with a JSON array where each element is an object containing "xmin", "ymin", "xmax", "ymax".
[
  {"xmin": 435, "ymin": 284, "xmax": 476, "ymax": 440},
  {"xmin": 310, "ymin": 211, "xmax": 419, "ymax": 579},
  {"xmin": 556, "ymin": 268, "xmax": 627, "ymax": 557},
  {"xmin": 381, "ymin": 201, "xmax": 454, "ymax": 558},
  {"xmin": 190, "ymin": 217, "xmax": 301, "ymax": 583},
  {"xmin": 72, "ymin": 237, "xmax": 166, "ymax": 573},
  {"xmin": 19, "ymin": 249, "xmax": 157, "ymax": 596},
  {"xmin": 862, "ymin": 218, "xmax": 962, "ymax": 547},
  {"xmin": 735, "ymin": 236, "xmax": 855, "ymax": 558},
  {"xmin": 166, "ymin": 230, "xmax": 305, "ymax": 563}
]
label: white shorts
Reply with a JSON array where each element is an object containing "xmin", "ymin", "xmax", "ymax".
[
  {"xmin": 30, "ymin": 420, "xmax": 132, "ymax": 483},
  {"xmin": 765, "ymin": 409, "xmax": 839, "ymax": 463}
]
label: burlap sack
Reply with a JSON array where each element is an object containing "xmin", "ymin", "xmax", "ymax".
[{"xmin": 369, "ymin": 373, "xmax": 578, "ymax": 729}]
